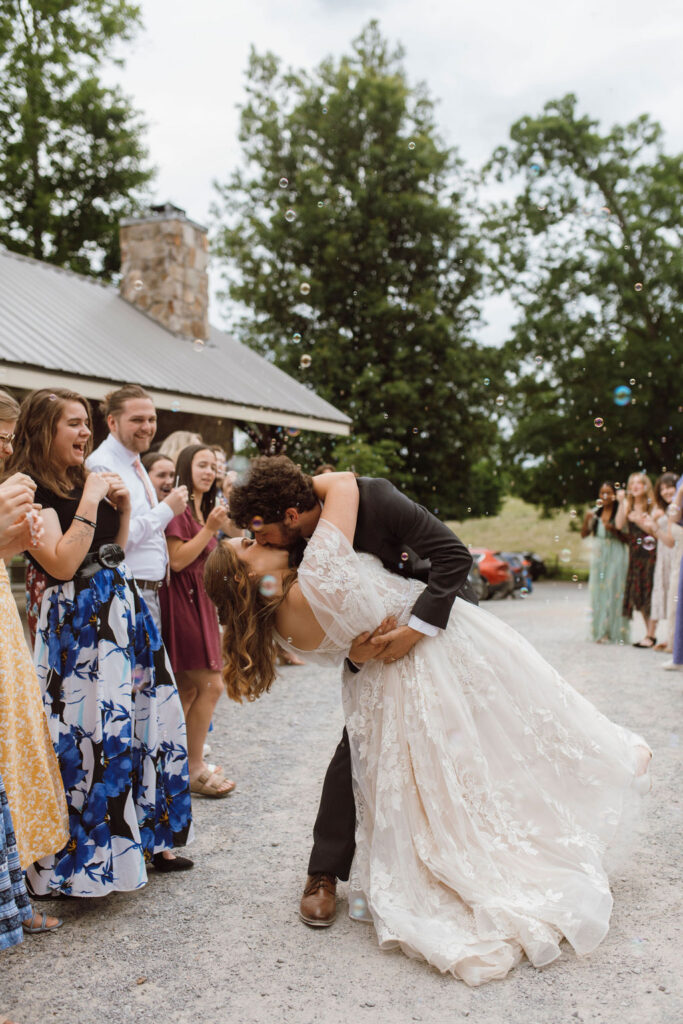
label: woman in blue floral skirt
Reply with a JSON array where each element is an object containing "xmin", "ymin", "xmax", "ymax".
[{"xmin": 7, "ymin": 389, "xmax": 193, "ymax": 898}]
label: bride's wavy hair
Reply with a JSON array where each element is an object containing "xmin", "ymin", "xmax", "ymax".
[{"xmin": 204, "ymin": 541, "xmax": 297, "ymax": 703}]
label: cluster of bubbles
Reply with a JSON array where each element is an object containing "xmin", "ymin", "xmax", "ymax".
[{"xmin": 258, "ymin": 575, "xmax": 278, "ymax": 598}]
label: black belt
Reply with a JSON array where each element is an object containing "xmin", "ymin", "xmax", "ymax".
[
  {"xmin": 74, "ymin": 544, "xmax": 125, "ymax": 580},
  {"xmin": 135, "ymin": 578, "xmax": 164, "ymax": 593}
]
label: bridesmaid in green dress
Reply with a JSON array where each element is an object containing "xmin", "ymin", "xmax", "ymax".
[{"xmin": 581, "ymin": 482, "xmax": 630, "ymax": 643}]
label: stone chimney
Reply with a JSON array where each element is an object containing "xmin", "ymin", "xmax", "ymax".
[{"xmin": 119, "ymin": 202, "xmax": 209, "ymax": 340}]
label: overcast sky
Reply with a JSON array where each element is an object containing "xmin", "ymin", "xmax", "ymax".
[{"xmin": 115, "ymin": 0, "xmax": 683, "ymax": 336}]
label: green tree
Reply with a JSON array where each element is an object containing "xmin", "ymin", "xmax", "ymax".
[
  {"xmin": 212, "ymin": 22, "xmax": 502, "ymax": 518},
  {"xmin": 0, "ymin": 0, "xmax": 154, "ymax": 277},
  {"xmin": 485, "ymin": 94, "xmax": 683, "ymax": 509}
]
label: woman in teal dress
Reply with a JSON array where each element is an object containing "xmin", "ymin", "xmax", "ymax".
[{"xmin": 581, "ymin": 482, "xmax": 630, "ymax": 643}]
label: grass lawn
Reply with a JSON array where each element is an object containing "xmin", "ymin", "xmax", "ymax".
[{"xmin": 446, "ymin": 496, "xmax": 593, "ymax": 575}]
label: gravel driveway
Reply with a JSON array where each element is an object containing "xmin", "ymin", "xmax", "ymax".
[{"xmin": 3, "ymin": 582, "xmax": 680, "ymax": 1024}]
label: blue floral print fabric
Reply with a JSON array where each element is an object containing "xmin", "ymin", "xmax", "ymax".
[{"xmin": 26, "ymin": 566, "xmax": 193, "ymax": 898}]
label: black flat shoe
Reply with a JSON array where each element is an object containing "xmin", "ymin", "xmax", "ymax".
[{"xmin": 152, "ymin": 853, "xmax": 194, "ymax": 872}]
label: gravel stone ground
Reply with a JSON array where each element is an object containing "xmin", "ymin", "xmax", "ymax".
[{"xmin": 2, "ymin": 582, "xmax": 680, "ymax": 1024}]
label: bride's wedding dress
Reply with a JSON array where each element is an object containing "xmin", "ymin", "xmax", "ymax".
[{"xmin": 277, "ymin": 520, "xmax": 651, "ymax": 986}]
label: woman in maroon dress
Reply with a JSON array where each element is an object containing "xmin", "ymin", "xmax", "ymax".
[{"xmin": 160, "ymin": 445, "xmax": 234, "ymax": 797}]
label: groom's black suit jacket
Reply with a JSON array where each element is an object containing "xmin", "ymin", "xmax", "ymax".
[{"xmin": 353, "ymin": 477, "xmax": 477, "ymax": 625}]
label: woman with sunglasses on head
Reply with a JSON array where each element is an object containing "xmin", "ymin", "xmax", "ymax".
[
  {"xmin": 159, "ymin": 444, "xmax": 235, "ymax": 798},
  {"xmin": 5, "ymin": 389, "xmax": 193, "ymax": 898}
]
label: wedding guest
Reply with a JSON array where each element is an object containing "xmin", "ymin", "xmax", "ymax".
[
  {"xmin": 142, "ymin": 452, "xmax": 176, "ymax": 503},
  {"xmin": 580, "ymin": 482, "xmax": 630, "ymax": 644},
  {"xmin": 87, "ymin": 386, "xmax": 188, "ymax": 632},
  {"xmin": 616, "ymin": 472, "xmax": 658, "ymax": 648},
  {"xmin": 663, "ymin": 477, "xmax": 683, "ymax": 671},
  {"xmin": 210, "ymin": 445, "xmax": 228, "ymax": 488},
  {"xmin": 158, "ymin": 429, "xmax": 202, "ymax": 463},
  {"xmin": 0, "ymin": 402, "xmax": 67, "ymax": 937},
  {"xmin": 640, "ymin": 473, "xmax": 679, "ymax": 650},
  {"xmin": 6, "ymin": 389, "xmax": 193, "ymax": 897},
  {"xmin": 159, "ymin": 445, "xmax": 235, "ymax": 797}
]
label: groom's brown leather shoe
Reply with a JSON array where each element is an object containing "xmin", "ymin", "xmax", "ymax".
[{"xmin": 299, "ymin": 873, "xmax": 337, "ymax": 927}]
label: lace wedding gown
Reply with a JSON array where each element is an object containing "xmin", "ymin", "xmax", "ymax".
[{"xmin": 277, "ymin": 520, "xmax": 651, "ymax": 986}]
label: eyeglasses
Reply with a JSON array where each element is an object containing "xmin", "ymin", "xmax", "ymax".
[{"xmin": 0, "ymin": 433, "xmax": 15, "ymax": 447}]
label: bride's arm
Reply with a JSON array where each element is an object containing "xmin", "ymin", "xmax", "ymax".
[{"xmin": 311, "ymin": 471, "xmax": 359, "ymax": 544}]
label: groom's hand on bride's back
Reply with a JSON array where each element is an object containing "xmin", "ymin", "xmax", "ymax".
[
  {"xmin": 370, "ymin": 624, "xmax": 422, "ymax": 663},
  {"xmin": 349, "ymin": 616, "xmax": 397, "ymax": 663}
]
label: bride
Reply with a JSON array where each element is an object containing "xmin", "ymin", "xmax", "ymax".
[{"xmin": 204, "ymin": 471, "xmax": 651, "ymax": 986}]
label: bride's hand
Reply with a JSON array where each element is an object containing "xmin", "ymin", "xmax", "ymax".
[
  {"xmin": 349, "ymin": 616, "xmax": 397, "ymax": 664},
  {"xmin": 371, "ymin": 624, "xmax": 423, "ymax": 663}
]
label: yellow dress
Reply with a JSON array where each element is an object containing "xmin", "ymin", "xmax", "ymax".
[{"xmin": 0, "ymin": 560, "xmax": 68, "ymax": 868}]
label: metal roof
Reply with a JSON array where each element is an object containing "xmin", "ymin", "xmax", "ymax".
[{"xmin": 0, "ymin": 247, "xmax": 350, "ymax": 435}]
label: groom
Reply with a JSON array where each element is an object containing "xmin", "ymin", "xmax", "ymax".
[{"xmin": 229, "ymin": 456, "xmax": 476, "ymax": 926}]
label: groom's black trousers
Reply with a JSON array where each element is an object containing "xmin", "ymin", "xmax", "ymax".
[{"xmin": 307, "ymin": 727, "xmax": 356, "ymax": 880}]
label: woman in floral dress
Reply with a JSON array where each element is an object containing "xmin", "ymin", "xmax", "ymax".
[
  {"xmin": 616, "ymin": 473, "xmax": 658, "ymax": 648},
  {"xmin": 6, "ymin": 388, "xmax": 193, "ymax": 898}
]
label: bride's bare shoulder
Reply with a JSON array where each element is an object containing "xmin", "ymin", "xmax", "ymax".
[{"xmin": 277, "ymin": 581, "xmax": 325, "ymax": 650}]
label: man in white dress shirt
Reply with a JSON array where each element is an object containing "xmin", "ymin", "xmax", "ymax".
[{"xmin": 87, "ymin": 384, "xmax": 188, "ymax": 627}]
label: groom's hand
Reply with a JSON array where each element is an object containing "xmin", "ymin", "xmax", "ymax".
[
  {"xmin": 349, "ymin": 616, "xmax": 397, "ymax": 663},
  {"xmin": 371, "ymin": 625, "xmax": 422, "ymax": 663}
]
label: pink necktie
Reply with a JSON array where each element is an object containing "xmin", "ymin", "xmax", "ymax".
[{"xmin": 133, "ymin": 457, "xmax": 157, "ymax": 507}]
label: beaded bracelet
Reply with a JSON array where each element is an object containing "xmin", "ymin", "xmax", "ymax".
[{"xmin": 73, "ymin": 514, "xmax": 97, "ymax": 529}]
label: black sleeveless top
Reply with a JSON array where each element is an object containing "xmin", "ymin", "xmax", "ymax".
[{"xmin": 27, "ymin": 482, "xmax": 120, "ymax": 585}]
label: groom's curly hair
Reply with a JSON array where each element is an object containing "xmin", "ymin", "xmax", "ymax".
[{"xmin": 228, "ymin": 455, "xmax": 317, "ymax": 527}]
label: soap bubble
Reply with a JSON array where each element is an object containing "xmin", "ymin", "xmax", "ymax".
[
  {"xmin": 408, "ymin": 141, "xmax": 416, "ymax": 150},
  {"xmin": 572, "ymin": 574, "xmax": 578, "ymax": 582},
  {"xmin": 594, "ymin": 417, "xmax": 604, "ymax": 428},
  {"xmin": 317, "ymin": 201, "xmax": 324, "ymax": 208},
  {"xmin": 634, "ymin": 283, "xmax": 643, "ymax": 292},
  {"xmin": 258, "ymin": 574, "xmax": 278, "ymax": 598},
  {"xmin": 250, "ymin": 515, "xmax": 264, "ymax": 531},
  {"xmin": 133, "ymin": 279, "xmax": 144, "ymax": 292},
  {"xmin": 520, "ymin": 586, "xmax": 529, "ymax": 598},
  {"xmin": 170, "ymin": 400, "xmax": 180, "ymax": 413},
  {"xmin": 483, "ymin": 378, "xmax": 490, "ymax": 386},
  {"xmin": 299, "ymin": 282, "xmax": 311, "ymax": 296},
  {"xmin": 601, "ymin": 206, "xmax": 611, "ymax": 216},
  {"xmin": 284, "ymin": 209, "xmax": 296, "ymax": 222},
  {"xmin": 350, "ymin": 895, "xmax": 370, "ymax": 920},
  {"xmin": 530, "ymin": 162, "xmax": 541, "ymax": 175},
  {"xmin": 400, "ymin": 551, "xmax": 409, "ymax": 562},
  {"xmin": 534, "ymin": 355, "xmax": 543, "ymax": 365},
  {"xmin": 560, "ymin": 548, "xmax": 571, "ymax": 563},
  {"xmin": 642, "ymin": 535, "xmax": 656, "ymax": 552},
  {"xmin": 292, "ymin": 332, "xmax": 301, "ymax": 342},
  {"xmin": 278, "ymin": 177, "xmax": 288, "ymax": 188},
  {"xmin": 192, "ymin": 338, "xmax": 205, "ymax": 353},
  {"xmin": 569, "ymin": 508, "xmax": 577, "ymax": 518},
  {"xmin": 286, "ymin": 427, "xmax": 301, "ymax": 438},
  {"xmin": 614, "ymin": 385, "xmax": 632, "ymax": 406},
  {"xmin": 299, "ymin": 354, "xmax": 312, "ymax": 369},
  {"xmin": 495, "ymin": 394, "xmax": 505, "ymax": 407},
  {"xmin": 629, "ymin": 378, "xmax": 636, "ymax": 386}
]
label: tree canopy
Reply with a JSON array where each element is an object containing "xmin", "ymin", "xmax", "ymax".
[
  {"xmin": 212, "ymin": 22, "xmax": 503, "ymax": 518},
  {"xmin": 485, "ymin": 94, "xmax": 683, "ymax": 508},
  {"xmin": 0, "ymin": 0, "xmax": 154, "ymax": 277}
]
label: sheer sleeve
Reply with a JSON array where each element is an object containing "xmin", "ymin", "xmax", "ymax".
[{"xmin": 297, "ymin": 518, "xmax": 386, "ymax": 651}]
